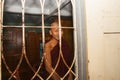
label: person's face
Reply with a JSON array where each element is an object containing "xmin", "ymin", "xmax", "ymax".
[{"xmin": 49, "ymin": 22, "xmax": 63, "ymax": 40}]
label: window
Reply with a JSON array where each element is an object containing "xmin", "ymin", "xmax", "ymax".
[{"xmin": 1, "ymin": 0, "xmax": 87, "ymax": 80}]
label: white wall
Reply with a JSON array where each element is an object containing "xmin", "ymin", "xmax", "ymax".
[{"xmin": 85, "ymin": 0, "xmax": 120, "ymax": 80}]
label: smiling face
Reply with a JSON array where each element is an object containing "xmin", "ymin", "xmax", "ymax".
[{"xmin": 49, "ymin": 22, "xmax": 63, "ymax": 40}]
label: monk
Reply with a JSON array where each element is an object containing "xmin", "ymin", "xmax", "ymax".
[{"xmin": 44, "ymin": 21, "xmax": 73, "ymax": 80}]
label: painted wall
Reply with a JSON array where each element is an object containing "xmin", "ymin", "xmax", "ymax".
[
  {"xmin": 0, "ymin": 0, "xmax": 1, "ymax": 79},
  {"xmin": 85, "ymin": 0, "xmax": 120, "ymax": 80}
]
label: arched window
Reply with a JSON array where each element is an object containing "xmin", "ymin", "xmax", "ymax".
[{"xmin": 1, "ymin": 0, "xmax": 87, "ymax": 80}]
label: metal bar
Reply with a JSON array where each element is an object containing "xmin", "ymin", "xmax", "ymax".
[
  {"xmin": 3, "ymin": 26, "xmax": 75, "ymax": 29},
  {"xmin": 71, "ymin": 0, "xmax": 79, "ymax": 79}
]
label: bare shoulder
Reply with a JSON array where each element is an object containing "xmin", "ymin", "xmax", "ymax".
[
  {"xmin": 45, "ymin": 41, "xmax": 51, "ymax": 49},
  {"xmin": 44, "ymin": 41, "xmax": 52, "ymax": 53}
]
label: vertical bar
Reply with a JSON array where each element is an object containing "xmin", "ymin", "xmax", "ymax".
[
  {"xmin": 21, "ymin": 0, "xmax": 25, "ymax": 46},
  {"xmin": 71, "ymin": 0, "xmax": 79, "ymax": 79},
  {"xmin": 58, "ymin": 1, "xmax": 62, "ymax": 79},
  {"xmin": 40, "ymin": 0, "xmax": 45, "ymax": 50},
  {"xmin": 1, "ymin": 1, "xmax": 4, "ymax": 78},
  {"xmin": 1, "ymin": 0, "xmax": 5, "ymax": 63},
  {"xmin": 57, "ymin": 0, "xmax": 62, "ymax": 48}
]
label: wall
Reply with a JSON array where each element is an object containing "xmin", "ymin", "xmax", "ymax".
[
  {"xmin": 0, "ymin": 0, "xmax": 1, "ymax": 79},
  {"xmin": 85, "ymin": 0, "xmax": 120, "ymax": 80}
]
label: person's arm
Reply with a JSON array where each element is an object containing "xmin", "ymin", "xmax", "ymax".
[
  {"xmin": 44, "ymin": 45, "xmax": 60, "ymax": 80},
  {"xmin": 68, "ymin": 72, "xmax": 73, "ymax": 80}
]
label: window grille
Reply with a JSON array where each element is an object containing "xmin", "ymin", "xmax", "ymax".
[{"xmin": 1, "ymin": 0, "xmax": 79, "ymax": 80}]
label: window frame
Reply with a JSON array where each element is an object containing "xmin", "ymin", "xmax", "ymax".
[
  {"xmin": 0, "ymin": 0, "xmax": 87, "ymax": 80},
  {"xmin": 75, "ymin": 0, "xmax": 87, "ymax": 80}
]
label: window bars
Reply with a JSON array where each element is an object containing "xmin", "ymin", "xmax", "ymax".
[{"xmin": 1, "ymin": 0, "xmax": 78, "ymax": 80}]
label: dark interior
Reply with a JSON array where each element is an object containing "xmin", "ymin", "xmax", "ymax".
[{"xmin": 2, "ymin": 12, "xmax": 74, "ymax": 80}]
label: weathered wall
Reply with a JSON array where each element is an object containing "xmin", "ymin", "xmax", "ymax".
[{"xmin": 86, "ymin": 0, "xmax": 120, "ymax": 80}]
